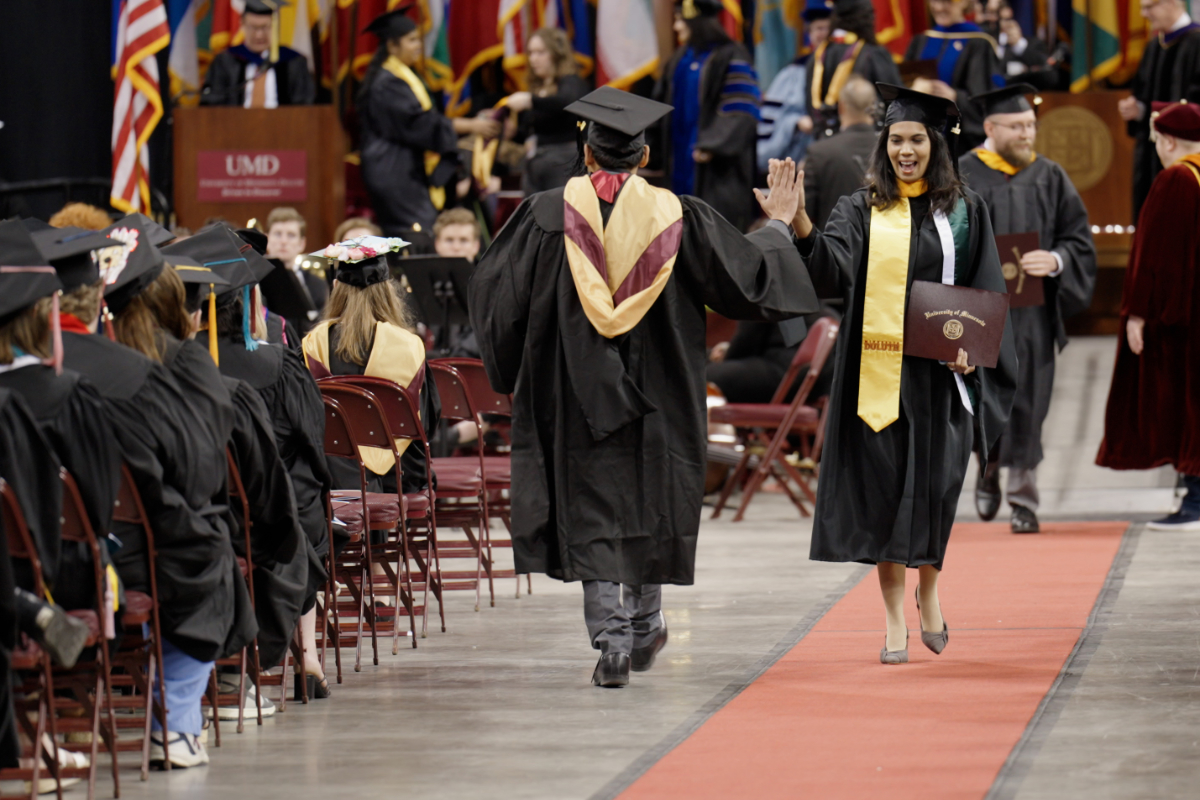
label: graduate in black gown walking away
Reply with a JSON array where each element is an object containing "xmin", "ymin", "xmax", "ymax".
[
  {"xmin": 790, "ymin": 85, "xmax": 1017, "ymax": 663},
  {"xmin": 470, "ymin": 87, "xmax": 819, "ymax": 687},
  {"xmin": 959, "ymin": 85, "xmax": 1096, "ymax": 533}
]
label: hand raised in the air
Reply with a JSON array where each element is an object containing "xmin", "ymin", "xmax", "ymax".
[{"xmin": 754, "ymin": 158, "xmax": 804, "ymax": 225}]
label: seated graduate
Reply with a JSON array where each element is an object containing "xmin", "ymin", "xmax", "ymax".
[
  {"xmin": 1, "ymin": 224, "xmax": 123, "ymax": 618},
  {"xmin": 789, "ymin": 84, "xmax": 1016, "ymax": 663},
  {"xmin": 200, "ymin": 0, "xmax": 316, "ymax": 107},
  {"xmin": 301, "ymin": 236, "xmax": 440, "ymax": 496},
  {"xmin": 706, "ymin": 307, "xmax": 838, "ymax": 404},
  {"xmin": 52, "ymin": 214, "xmax": 255, "ymax": 768},
  {"xmin": 470, "ymin": 87, "xmax": 819, "ymax": 688},
  {"xmin": 181, "ymin": 225, "xmax": 331, "ymax": 687}
]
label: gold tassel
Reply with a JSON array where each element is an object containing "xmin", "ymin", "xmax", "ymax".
[{"xmin": 208, "ymin": 286, "xmax": 219, "ymax": 366}]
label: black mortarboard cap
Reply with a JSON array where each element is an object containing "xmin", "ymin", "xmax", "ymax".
[
  {"xmin": 334, "ymin": 255, "xmax": 392, "ymax": 288},
  {"xmin": 877, "ymin": 83, "xmax": 959, "ymax": 129},
  {"xmin": 162, "ymin": 225, "xmax": 259, "ymax": 296},
  {"xmin": 679, "ymin": 0, "xmax": 723, "ymax": 18},
  {"xmin": 96, "ymin": 217, "xmax": 166, "ymax": 314},
  {"xmin": 0, "ymin": 220, "xmax": 62, "ymax": 322},
  {"xmin": 236, "ymin": 228, "xmax": 268, "ymax": 256},
  {"xmin": 243, "ymin": 0, "xmax": 289, "ymax": 15},
  {"xmin": 567, "ymin": 87, "xmax": 674, "ymax": 139},
  {"xmin": 364, "ymin": 6, "xmax": 417, "ymax": 40},
  {"xmin": 972, "ymin": 83, "xmax": 1038, "ymax": 117},
  {"xmin": 114, "ymin": 212, "xmax": 175, "ymax": 247},
  {"xmin": 18, "ymin": 218, "xmax": 53, "ymax": 233},
  {"xmin": 802, "ymin": 0, "xmax": 832, "ymax": 20},
  {"xmin": 31, "ymin": 226, "xmax": 119, "ymax": 293},
  {"xmin": 166, "ymin": 255, "xmax": 231, "ymax": 288}
]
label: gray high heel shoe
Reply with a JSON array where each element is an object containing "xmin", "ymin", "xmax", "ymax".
[
  {"xmin": 880, "ymin": 632, "xmax": 909, "ymax": 665},
  {"xmin": 915, "ymin": 586, "xmax": 949, "ymax": 655}
]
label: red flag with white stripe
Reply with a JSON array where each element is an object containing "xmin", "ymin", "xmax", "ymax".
[{"xmin": 112, "ymin": 0, "xmax": 171, "ymax": 214}]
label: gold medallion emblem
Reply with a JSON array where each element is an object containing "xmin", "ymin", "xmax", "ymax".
[
  {"xmin": 1001, "ymin": 260, "xmax": 1019, "ymax": 280},
  {"xmin": 943, "ymin": 319, "xmax": 964, "ymax": 340},
  {"xmin": 1035, "ymin": 106, "xmax": 1112, "ymax": 192}
]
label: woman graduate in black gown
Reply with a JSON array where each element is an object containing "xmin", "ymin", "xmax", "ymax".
[
  {"xmin": 358, "ymin": 9, "xmax": 500, "ymax": 237},
  {"xmin": 790, "ymin": 85, "xmax": 1016, "ymax": 663}
]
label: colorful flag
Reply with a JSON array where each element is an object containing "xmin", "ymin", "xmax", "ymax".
[
  {"xmin": 595, "ymin": 0, "xmax": 658, "ymax": 88},
  {"xmin": 1071, "ymin": 0, "xmax": 1146, "ymax": 91},
  {"xmin": 541, "ymin": 0, "xmax": 594, "ymax": 76},
  {"xmin": 499, "ymin": 0, "xmax": 539, "ymax": 87},
  {"xmin": 167, "ymin": 0, "xmax": 201, "ymax": 105},
  {"xmin": 419, "ymin": 0, "xmax": 453, "ymax": 91},
  {"xmin": 754, "ymin": 0, "xmax": 799, "ymax": 88},
  {"xmin": 720, "ymin": 0, "xmax": 744, "ymax": 41},
  {"xmin": 447, "ymin": 0, "xmax": 504, "ymax": 114},
  {"xmin": 111, "ymin": 0, "xmax": 171, "ymax": 214},
  {"xmin": 874, "ymin": 0, "xmax": 925, "ymax": 58},
  {"xmin": 278, "ymin": 0, "xmax": 325, "ymax": 71}
]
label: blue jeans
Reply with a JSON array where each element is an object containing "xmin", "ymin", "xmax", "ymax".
[{"xmin": 151, "ymin": 637, "xmax": 214, "ymax": 736}]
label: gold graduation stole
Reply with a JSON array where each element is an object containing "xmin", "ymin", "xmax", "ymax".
[
  {"xmin": 809, "ymin": 41, "xmax": 829, "ymax": 111},
  {"xmin": 383, "ymin": 56, "xmax": 446, "ymax": 211},
  {"xmin": 973, "ymin": 147, "xmax": 1036, "ymax": 176},
  {"xmin": 1179, "ymin": 153, "xmax": 1200, "ymax": 188},
  {"xmin": 857, "ymin": 180, "xmax": 927, "ymax": 432},
  {"xmin": 822, "ymin": 41, "xmax": 865, "ymax": 107},
  {"xmin": 563, "ymin": 175, "xmax": 683, "ymax": 338},
  {"xmin": 302, "ymin": 320, "xmax": 426, "ymax": 475}
]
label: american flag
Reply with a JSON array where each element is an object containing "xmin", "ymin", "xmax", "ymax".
[{"xmin": 111, "ymin": 0, "xmax": 171, "ymax": 214}]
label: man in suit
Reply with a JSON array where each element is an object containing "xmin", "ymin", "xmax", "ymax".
[
  {"xmin": 200, "ymin": 0, "xmax": 316, "ymax": 107},
  {"xmin": 802, "ymin": 76, "xmax": 878, "ymax": 231}
]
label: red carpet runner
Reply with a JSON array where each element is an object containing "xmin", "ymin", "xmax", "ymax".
[{"xmin": 621, "ymin": 522, "xmax": 1128, "ymax": 800}]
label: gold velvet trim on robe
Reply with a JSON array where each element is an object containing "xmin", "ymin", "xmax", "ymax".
[
  {"xmin": 562, "ymin": 175, "xmax": 684, "ymax": 338},
  {"xmin": 302, "ymin": 319, "xmax": 426, "ymax": 475}
]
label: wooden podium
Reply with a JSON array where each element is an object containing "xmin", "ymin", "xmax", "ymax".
[{"xmin": 173, "ymin": 106, "xmax": 345, "ymax": 248}]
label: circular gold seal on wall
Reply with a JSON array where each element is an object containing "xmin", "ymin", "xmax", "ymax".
[
  {"xmin": 943, "ymin": 319, "xmax": 964, "ymax": 340},
  {"xmin": 1035, "ymin": 106, "xmax": 1113, "ymax": 192}
]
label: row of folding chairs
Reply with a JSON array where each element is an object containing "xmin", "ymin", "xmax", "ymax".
[
  {"xmin": 315, "ymin": 357, "xmax": 520, "ymax": 681},
  {"xmin": 0, "ymin": 439, "xmax": 308, "ymax": 799}
]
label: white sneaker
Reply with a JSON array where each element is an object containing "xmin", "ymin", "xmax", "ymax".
[
  {"xmin": 24, "ymin": 778, "xmax": 82, "ymax": 795},
  {"xmin": 149, "ymin": 731, "xmax": 209, "ymax": 768},
  {"xmin": 214, "ymin": 682, "xmax": 276, "ymax": 720}
]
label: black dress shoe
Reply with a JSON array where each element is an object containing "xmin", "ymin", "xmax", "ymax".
[
  {"xmin": 975, "ymin": 469, "xmax": 1001, "ymax": 522},
  {"xmin": 591, "ymin": 653, "xmax": 630, "ymax": 688},
  {"xmin": 1011, "ymin": 505, "xmax": 1040, "ymax": 533},
  {"xmin": 631, "ymin": 624, "xmax": 669, "ymax": 672}
]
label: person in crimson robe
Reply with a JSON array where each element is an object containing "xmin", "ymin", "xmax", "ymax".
[
  {"xmin": 959, "ymin": 85, "xmax": 1096, "ymax": 533},
  {"xmin": 200, "ymin": 0, "xmax": 315, "ymax": 107},
  {"xmin": 470, "ymin": 87, "xmax": 819, "ymax": 688},
  {"xmin": 791, "ymin": 85, "xmax": 1016, "ymax": 664},
  {"xmin": 1097, "ymin": 101, "xmax": 1200, "ymax": 530},
  {"xmin": 1117, "ymin": 0, "xmax": 1200, "ymax": 221}
]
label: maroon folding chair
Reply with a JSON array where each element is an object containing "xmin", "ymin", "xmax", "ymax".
[
  {"xmin": 431, "ymin": 357, "xmax": 529, "ymax": 598},
  {"xmin": 710, "ymin": 318, "xmax": 840, "ymax": 521},
  {"xmin": 53, "ymin": 470, "xmax": 122, "ymax": 797},
  {"xmin": 0, "ymin": 479, "xmax": 69, "ymax": 800},
  {"xmin": 106, "ymin": 464, "xmax": 172, "ymax": 777}
]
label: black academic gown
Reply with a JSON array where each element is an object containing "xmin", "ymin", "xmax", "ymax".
[
  {"xmin": 469, "ymin": 188, "xmax": 819, "ymax": 586},
  {"xmin": 0, "ymin": 386, "xmax": 61, "ymax": 592},
  {"xmin": 0, "ymin": 366, "xmax": 121, "ymax": 612},
  {"xmin": 200, "ymin": 45, "xmax": 316, "ymax": 106},
  {"xmin": 216, "ymin": 337, "xmax": 330, "ymax": 606},
  {"xmin": 359, "ymin": 67, "xmax": 460, "ymax": 235},
  {"xmin": 960, "ymin": 152, "xmax": 1096, "ymax": 469},
  {"xmin": 62, "ymin": 332, "xmax": 255, "ymax": 662},
  {"xmin": 1127, "ymin": 27, "xmax": 1200, "ymax": 221},
  {"xmin": 223, "ymin": 376, "xmax": 313, "ymax": 668},
  {"xmin": 904, "ymin": 34, "xmax": 1001, "ymax": 150},
  {"xmin": 799, "ymin": 189, "xmax": 1017, "ymax": 569},
  {"xmin": 655, "ymin": 42, "xmax": 761, "ymax": 232},
  {"xmin": 810, "ymin": 41, "xmax": 902, "ymax": 135},
  {"xmin": 0, "ymin": 511, "xmax": 14, "ymax": 769}
]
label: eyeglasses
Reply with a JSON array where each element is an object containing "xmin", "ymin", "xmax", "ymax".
[{"xmin": 990, "ymin": 121, "xmax": 1038, "ymax": 133}]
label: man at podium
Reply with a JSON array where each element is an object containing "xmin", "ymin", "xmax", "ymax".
[{"xmin": 200, "ymin": 0, "xmax": 316, "ymax": 108}]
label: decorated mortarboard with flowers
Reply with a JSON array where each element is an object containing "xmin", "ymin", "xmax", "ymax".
[{"xmin": 321, "ymin": 236, "xmax": 409, "ymax": 288}]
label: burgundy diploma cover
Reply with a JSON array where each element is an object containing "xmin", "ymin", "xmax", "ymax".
[
  {"xmin": 903, "ymin": 281, "xmax": 1010, "ymax": 368},
  {"xmin": 995, "ymin": 231, "xmax": 1043, "ymax": 307}
]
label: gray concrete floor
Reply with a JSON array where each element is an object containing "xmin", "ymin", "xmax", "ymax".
[{"xmin": 53, "ymin": 336, "xmax": 1200, "ymax": 799}]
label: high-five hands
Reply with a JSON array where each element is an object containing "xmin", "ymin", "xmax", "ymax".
[{"xmin": 755, "ymin": 158, "xmax": 804, "ymax": 225}]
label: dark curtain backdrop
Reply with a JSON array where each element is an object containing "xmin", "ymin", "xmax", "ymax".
[{"xmin": 0, "ymin": 1, "xmax": 172, "ymax": 221}]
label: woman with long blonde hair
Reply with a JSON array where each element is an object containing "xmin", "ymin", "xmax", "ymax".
[{"xmin": 302, "ymin": 241, "xmax": 438, "ymax": 496}]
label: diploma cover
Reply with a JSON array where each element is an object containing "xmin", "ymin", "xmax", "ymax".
[
  {"xmin": 995, "ymin": 231, "xmax": 1043, "ymax": 307},
  {"xmin": 903, "ymin": 281, "xmax": 1009, "ymax": 368}
]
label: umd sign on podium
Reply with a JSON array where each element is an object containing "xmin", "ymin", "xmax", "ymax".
[{"xmin": 197, "ymin": 149, "xmax": 307, "ymax": 202}]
